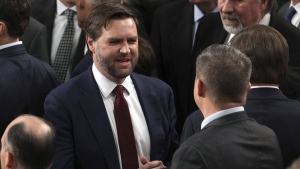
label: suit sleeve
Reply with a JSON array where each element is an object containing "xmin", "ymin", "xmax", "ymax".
[
  {"xmin": 171, "ymin": 144, "xmax": 208, "ymax": 169},
  {"xmin": 180, "ymin": 115, "xmax": 196, "ymax": 144},
  {"xmin": 165, "ymin": 86, "xmax": 179, "ymax": 168},
  {"xmin": 44, "ymin": 93, "xmax": 75, "ymax": 169}
]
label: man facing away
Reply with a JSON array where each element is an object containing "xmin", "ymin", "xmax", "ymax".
[
  {"xmin": 0, "ymin": 0, "xmax": 60, "ymax": 138},
  {"xmin": 0, "ymin": 114, "xmax": 56, "ymax": 169},
  {"xmin": 44, "ymin": 1, "xmax": 178, "ymax": 169},
  {"xmin": 231, "ymin": 24, "xmax": 300, "ymax": 168},
  {"xmin": 171, "ymin": 44, "xmax": 282, "ymax": 169}
]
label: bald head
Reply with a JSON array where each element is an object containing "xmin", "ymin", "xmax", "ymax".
[{"xmin": 1, "ymin": 115, "xmax": 56, "ymax": 169}]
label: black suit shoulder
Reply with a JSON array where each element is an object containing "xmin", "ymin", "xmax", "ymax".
[
  {"xmin": 278, "ymin": 1, "xmax": 290, "ymax": 17},
  {"xmin": 172, "ymin": 112, "xmax": 282, "ymax": 169}
]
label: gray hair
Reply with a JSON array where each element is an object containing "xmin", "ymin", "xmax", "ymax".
[{"xmin": 196, "ymin": 44, "xmax": 252, "ymax": 104}]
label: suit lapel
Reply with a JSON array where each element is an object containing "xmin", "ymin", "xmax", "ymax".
[
  {"xmin": 77, "ymin": 67, "xmax": 120, "ymax": 169},
  {"xmin": 130, "ymin": 73, "xmax": 165, "ymax": 160}
]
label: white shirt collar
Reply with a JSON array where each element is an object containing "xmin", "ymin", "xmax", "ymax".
[
  {"xmin": 0, "ymin": 41, "xmax": 22, "ymax": 50},
  {"xmin": 194, "ymin": 5, "xmax": 204, "ymax": 22},
  {"xmin": 201, "ymin": 106, "xmax": 244, "ymax": 129},
  {"xmin": 92, "ymin": 63, "xmax": 132, "ymax": 98},
  {"xmin": 56, "ymin": 0, "xmax": 77, "ymax": 15},
  {"xmin": 193, "ymin": 5, "xmax": 219, "ymax": 22},
  {"xmin": 250, "ymin": 86, "xmax": 279, "ymax": 89}
]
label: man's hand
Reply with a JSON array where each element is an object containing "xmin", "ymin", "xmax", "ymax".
[{"xmin": 138, "ymin": 156, "xmax": 167, "ymax": 169}]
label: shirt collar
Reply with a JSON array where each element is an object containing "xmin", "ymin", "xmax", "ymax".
[
  {"xmin": 289, "ymin": 2, "xmax": 300, "ymax": 14},
  {"xmin": 92, "ymin": 63, "xmax": 132, "ymax": 98},
  {"xmin": 0, "ymin": 41, "xmax": 22, "ymax": 50},
  {"xmin": 201, "ymin": 106, "xmax": 244, "ymax": 129},
  {"xmin": 193, "ymin": 5, "xmax": 219, "ymax": 22},
  {"xmin": 251, "ymin": 86, "xmax": 279, "ymax": 89},
  {"xmin": 56, "ymin": 0, "xmax": 77, "ymax": 15},
  {"xmin": 194, "ymin": 5, "xmax": 204, "ymax": 22}
]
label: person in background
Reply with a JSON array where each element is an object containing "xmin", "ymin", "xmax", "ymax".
[
  {"xmin": 231, "ymin": 24, "xmax": 300, "ymax": 168},
  {"xmin": 278, "ymin": 0, "xmax": 300, "ymax": 28},
  {"xmin": 0, "ymin": 0, "xmax": 60, "ymax": 138},
  {"xmin": 150, "ymin": 0, "xmax": 218, "ymax": 135},
  {"xmin": 20, "ymin": 17, "xmax": 49, "ymax": 63},
  {"xmin": 0, "ymin": 114, "xmax": 56, "ymax": 169},
  {"xmin": 31, "ymin": 0, "xmax": 86, "ymax": 82},
  {"xmin": 192, "ymin": 0, "xmax": 300, "ymax": 101}
]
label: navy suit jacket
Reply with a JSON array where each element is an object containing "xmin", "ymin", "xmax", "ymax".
[
  {"xmin": 20, "ymin": 17, "xmax": 49, "ymax": 64},
  {"xmin": 0, "ymin": 44, "xmax": 60, "ymax": 137},
  {"xmin": 181, "ymin": 88, "xmax": 300, "ymax": 168},
  {"xmin": 172, "ymin": 111, "xmax": 282, "ymax": 169},
  {"xmin": 193, "ymin": 12, "xmax": 300, "ymax": 100},
  {"xmin": 44, "ymin": 67, "xmax": 179, "ymax": 169},
  {"xmin": 30, "ymin": 0, "xmax": 86, "ymax": 70}
]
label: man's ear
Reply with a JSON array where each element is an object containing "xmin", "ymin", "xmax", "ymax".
[
  {"xmin": 247, "ymin": 82, "xmax": 251, "ymax": 93},
  {"xmin": 86, "ymin": 35, "xmax": 95, "ymax": 53},
  {"xmin": 76, "ymin": 0, "xmax": 85, "ymax": 10},
  {"xmin": 259, "ymin": 0, "xmax": 268, "ymax": 11},
  {"xmin": 0, "ymin": 22, "xmax": 6, "ymax": 35},
  {"xmin": 196, "ymin": 79, "xmax": 205, "ymax": 97},
  {"xmin": 3, "ymin": 151, "xmax": 14, "ymax": 168}
]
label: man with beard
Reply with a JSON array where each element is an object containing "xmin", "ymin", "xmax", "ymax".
[
  {"xmin": 192, "ymin": 0, "xmax": 300, "ymax": 101},
  {"xmin": 43, "ymin": 1, "xmax": 178, "ymax": 169}
]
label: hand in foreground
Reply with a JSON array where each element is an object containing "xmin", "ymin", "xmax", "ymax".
[{"xmin": 138, "ymin": 156, "xmax": 167, "ymax": 169}]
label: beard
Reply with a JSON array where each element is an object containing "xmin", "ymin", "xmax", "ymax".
[
  {"xmin": 221, "ymin": 13, "xmax": 244, "ymax": 34},
  {"xmin": 95, "ymin": 44, "xmax": 137, "ymax": 79}
]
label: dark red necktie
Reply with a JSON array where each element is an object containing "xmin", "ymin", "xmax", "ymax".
[{"xmin": 114, "ymin": 85, "xmax": 139, "ymax": 169}]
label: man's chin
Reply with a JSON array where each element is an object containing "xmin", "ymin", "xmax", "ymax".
[{"xmin": 223, "ymin": 25, "xmax": 243, "ymax": 34}]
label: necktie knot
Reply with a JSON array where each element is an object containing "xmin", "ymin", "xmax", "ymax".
[
  {"xmin": 286, "ymin": 7, "xmax": 297, "ymax": 22},
  {"xmin": 65, "ymin": 9, "xmax": 75, "ymax": 21},
  {"xmin": 114, "ymin": 85, "xmax": 124, "ymax": 96}
]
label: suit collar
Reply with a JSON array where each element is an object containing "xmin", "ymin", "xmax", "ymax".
[
  {"xmin": 76, "ymin": 68, "xmax": 120, "ymax": 169},
  {"xmin": 0, "ymin": 44, "xmax": 27, "ymax": 58},
  {"xmin": 203, "ymin": 111, "xmax": 248, "ymax": 130},
  {"xmin": 248, "ymin": 88, "xmax": 287, "ymax": 99}
]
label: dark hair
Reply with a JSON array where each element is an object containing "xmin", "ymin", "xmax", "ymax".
[
  {"xmin": 6, "ymin": 120, "xmax": 56, "ymax": 169},
  {"xmin": 196, "ymin": 44, "xmax": 252, "ymax": 104},
  {"xmin": 85, "ymin": 1, "xmax": 138, "ymax": 41},
  {"xmin": 0, "ymin": 0, "xmax": 30, "ymax": 37},
  {"xmin": 134, "ymin": 37, "xmax": 155, "ymax": 76},
  {"xmin": 231, "ymin": 24, "xmax": 288, "ymax": 84}
]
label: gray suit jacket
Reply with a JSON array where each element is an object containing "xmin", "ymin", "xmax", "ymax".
[
  {"xmin": 20, "ymin": 17, "xmax": 49, "ymax": 63},
  {"xmin": 172, "ymin": 111, "xmax": 283, "ymax": 169}
]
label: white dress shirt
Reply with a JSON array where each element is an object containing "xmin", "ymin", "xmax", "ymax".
[
  {"xmin": 201, "ymin": 106, "xmax": 244, "ymax": 129},
  {"xmin": 51, "ymin": 0, "xmax": 82, "ymax": 80},
  {"xmin": 290, "ymin": 2, "xmax": 300, "ymax": 27},
  {"xmin": 92, "ymin": 64, "xmax": 151, "ymax": 168}
]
